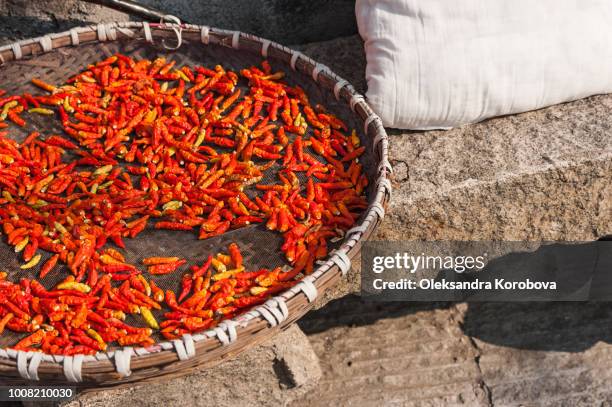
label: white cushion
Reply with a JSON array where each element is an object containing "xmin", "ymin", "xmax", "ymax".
[{"xmin": 356, "ymin": 0, "xmax": 612, "ymax": 130}]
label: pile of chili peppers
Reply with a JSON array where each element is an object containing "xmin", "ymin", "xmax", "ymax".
[{"xmin": 0, "ymin": 54, "xmax": 367, "ymax": 354}]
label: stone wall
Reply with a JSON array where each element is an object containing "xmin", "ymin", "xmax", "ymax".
[{"xmin": 0, "ymin": 0, "xmax": 357, "ymax": 45}]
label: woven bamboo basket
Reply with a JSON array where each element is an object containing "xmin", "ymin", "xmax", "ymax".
[{"xmin": 0, "ymin": 21, "xmax": 392, "ymax": 386}]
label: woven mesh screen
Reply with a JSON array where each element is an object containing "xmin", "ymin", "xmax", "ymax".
[{"xmin": 0, "ymin": 37, "xmax": 376, "ymax": 350}]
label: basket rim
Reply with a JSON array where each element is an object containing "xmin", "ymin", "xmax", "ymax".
[{"xmin": 0, "ymin": 21, "xmax": 392, "ymax": 385}]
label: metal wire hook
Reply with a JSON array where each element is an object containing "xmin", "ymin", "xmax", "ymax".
[{"xmin": 160, "ymin": 15, "xmax": 182, "ymax": 50}]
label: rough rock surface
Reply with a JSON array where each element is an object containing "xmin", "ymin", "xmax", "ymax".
[
  {"xmin": 0, "ymin": 0, "xmax": 356, "ymax": 45},
  {"xmin": 298, "ymin": 299, "xmax": 491, "ymax": 406},
  {"xmin": 299, "ymin": 35, "xmax": 612, "ymax": 300},
  {"xmin": 61, "ymin": 325, "xmax": 321, "ymax": 407}
]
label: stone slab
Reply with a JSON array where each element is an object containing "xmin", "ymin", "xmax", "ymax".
[
  {"xmin": 61, "ymin": 324, "xmax": 321, "ymax": 407},
  {"xmin": 464, "ymin": 302, "xmax": 612, "ymax": 406},
  {"xmin": 0, "ymin": 0, "xmax": 357, "ymax": 45},
  {"xmin": 297, "ymin": 299, "xmax": 490, "ymax": 406}
]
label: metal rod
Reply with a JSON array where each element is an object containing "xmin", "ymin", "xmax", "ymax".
[{"xmin": 81, "ymin": 0, "xmax": 190, "ymax": 24}]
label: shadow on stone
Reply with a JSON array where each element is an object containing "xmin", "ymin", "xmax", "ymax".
[
  {"xmin": 461, "ymin": 301, "xmax": 612, "ymax": 352},
  {"xmin": 461, "ymin": 237, "xmax": 612, "ymax": 352},
  {"xmin": 302, "ymin": 237, "xmax": 612, "ymax": 354},
  {"xmin": 0, "ymin": 16, "xmax": 92, "ymax": 42},
  {"xmin": 298, "ymin": 294, "xmax": 451, "ymax": 335}
]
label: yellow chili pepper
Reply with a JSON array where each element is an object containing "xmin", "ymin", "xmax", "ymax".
[
  {"xmin": 2, "ymin": 191, "xmax": 14, "ymax": 202},
  {"xmin": 99, "ymin": 254, "xmax": 124, "ymax": 265},
  {"xmin": 139, "ymin": 306, "xmax": 159, "ymax": 330},
  {"xmin": 211, "ymin": 257, "xmax": 227, "ymax": 273},
  {"xmin": 63, "ymin": 96, "xmax": 75, "ymax": 113},
  {"xmin": 28, "ymin": 107, "xmax": 54, "ymax": 115},
  {"xmin": 0, "ymin": 101, "xmax": 18, "ymax": 120},
  {"xmin": 111, "ymin": 310, "xmax": 126, "ymax": 320},
  {"xmin": 162, "ymin": 200, "xmax": 183, "ymax": 211},
  {"xmin": 93, "ymin": 164, "xmax": 113, "ymax": 175},
  {"xmin": 14, "ymin": 236, "xmax": 29, "ymax": 253},
  {"xmin": 176, "ymin": 70, "xmax": 191, "ymax": 82},
  {"xmin": 250, "ymin": 286, "xmax": 268, "ymax": 295},
  {"xmin": 216, "ymin": 253, "xmax": 232, "ymax": 266},
  {"xmin": 56, "ymin": 281, "xmax": 91, "ymax": 293},
  {"xmin": 87, "ymin": 328, "xmax": 107, "ymax": 351},
  {"xmin": 53, "ymin": 221, "xmax": 67, "ymax": 234},
  {"xmin": 20, "ymin": 253, "xmax": 41, "ymax": 269},
  {"xmin": 212, "ymin": 266, "xmax": 245, "ymax": 281},
  {"xmin": 194, "ymin": 129, "xmax": 206, "ymax": 148}
]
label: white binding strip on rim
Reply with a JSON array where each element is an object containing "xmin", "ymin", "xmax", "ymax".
[
  {"xmin": 264, "ymin": 298, "xmax": 289, "ymax": 324},
  {"xmin": 159, "ymin": 342, "xmax": 173, "ymax": 351},
  {"xmin": 172, "ymin": 339, "xmax": 188, "ymax": 360},
  {"xmin": 11, "ymin": 43, "xmax": 22, "ymax": 60},
  {"xmin": 201, "ymin": 26, "xmax": 210, "ymax": 44},
  {"xmin": 296, "ymin": 277, "xmax": 318, "ymax": 302},
  {"xmin": 334, "ymin": 79, "xmax": 348, "ymax": 100},
  {"xmin": 173, "ymin": 333, "xmax": 195, "ymax": 360},
  {"xmin": 268, "ymin": 298, "xmax": 289, "ymax": 319},
  {"xmin": 38, "ymin": 35, "xmax": 53, "ymax": 52},
  {"xmin": 73, "ymin": 354, "xmax": 84, "ymax": 382},
  {"xmin": 370, "ymin": 202, "xmax": 385, "ymax": 220},
  {"xmin": 378, "ymin": 158, "xmax": 393, "ymax": 174},
  {"xmin": 63, "ymin": 354, "xmax": 83, "ymax": 382},
  {"xmin": 214, "ymin": 320, "xmax": 237, "ymax": 345},
  {"xmin": 70, "ymin": 28, "xmax": 80, "ymax": 45},
  {"xmin": 263, "ymin": 304, "xmax": 284, "ymax": 324},
  {"xmin": 372, "ymin": 118, "xmax": 387, "ymax": 150},
  {"xmin": 63, "ymin": 356, "xmax": 76, "ymax": 382},
  {"xmin": 312, "ymin": 63, "xmax": 328, "ymax": 82},
  {"xmin": 143, "ymin": 22, "xmax": 153, "ymax": 43},
  {"xmin": 97, "ymin": 23, "xmax": 108, "ymax": 42},
  {"xmin": 372, "ymin": 126, "xmax": 387, "ymax": 151},
  {"xmin": 261, "ymin": 39, "xmax": 271, "ymax": 58},
  {"xmin": 363, "ymin": 113, "xmax": 378, "ymax": 136},
  {"xmin": 213, "ymin": 327, "xmax": 229, "ymax": 345},
  {"xmin": 377, "ymin": 177, "xmax": 392, "ymax": 197},
  {"xmin": 257, "ymin": 305, "xmax": 278, "ymax": 326},
  {"xmin": 115, "ymin": 26, "xmax": 136, "ymax": 38},
  {"xmin": 114, "ymin": 347, "xmax": 133, "ymax": 377},
  {"xmin": 105, "ymin": 23, "xmax": 117, "ymax": 41},
  {"xmin": 290, "ymin": 51, "xmax": 303, "ymax": 70},
  {"xmin": 349, "ymin": 94, "xmax": 365, "ymax": 112},
  {"xmin": 330, "ymin": 250, "xmax": 351, "ymax": 276},
  {"xmin": 346, "ymin": 223, "xmax": 368, "ymax": 237},
  {"xmin": 220, "ymin": 320, "xmax": 237, "ymax": 342},
  {"xmin": 231, "ymin": 31, "xmax": 240, "ymax": 49},
  {"xmin": 183, "ymin": 333, "xmax": 195, "ymax": 357},
  {"xmin": 94, "ymin": 352, "xmax": 110, "ymax": 361},
  {"xmin": 134, "ymin": 347, "xmax": 152, "ymax": 356},
  {"xmin": 28, "ymin": 351, "xmax": 43, "ymax": 380},
  {"xmin": 17, "ymin": 351, "xmax": 29, "ymax": 380}
]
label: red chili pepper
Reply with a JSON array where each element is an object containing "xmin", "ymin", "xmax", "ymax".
[{"xmin": 178, "ymin": 274, "xmax": 193, "ymax": 303}]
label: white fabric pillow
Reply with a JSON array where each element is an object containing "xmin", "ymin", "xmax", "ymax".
[{"xmin": 356, "ymin": 0, "xmax": 612, "ymax": 130}]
